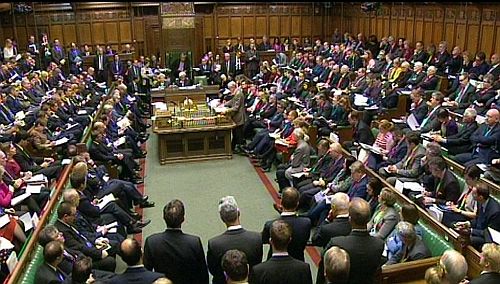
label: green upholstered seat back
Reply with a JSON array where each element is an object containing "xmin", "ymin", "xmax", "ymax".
[{"xmin": 419, "ymin": 222, "xmax": 453, "ymax": 256}]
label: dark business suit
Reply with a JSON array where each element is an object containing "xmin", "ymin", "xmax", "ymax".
[
  {"xmin": 262, "ymin": 214, "xmax": 311, "ymax": 261},
  {"xmin": 13, "ymin": 144, "xmax": 61, "ymax": 180},
  {"xmin": 249, "ymin": 255, "xmax": 312, "ymax": 284},
  {"xmin": 354, "ymin": 120, "xmax": 375, "ymax": 145},
  {"xmin": 470, "ymin": 198, "xmax": 500, "ymax": 249},
  {"xmin": 311, "ymin": 216, "xmax": 352, "ymax": 248},
  {"xmin": 54, "ymin": 220, "xmax": 116, "ymax": 272},
  {"xmin": 317, "ymin": 230, "xmax": 385, "ymax": 284},
  {"xmin": 108, "ymin": 266, "xmax": 164, "ymax": 284},
  {"xmin": 470, "ymin": 271, "xmax": 500, "ymax": 284},
  {"xmin": 420, "ymin": 106, "xmax": 443, "ymax": 133},
  {"xmin": 207, "ymin": 227, "xmax": 263, "ymax": 284},
  {"xmin": 221, "ymin": 59, "xmax": 236, "ymax": 78},
  {"xmin": 449, "ymin": 83, "xmax": 476, "ymax": 113},
  {"xmin": 143, "ymin": 229, "xmax": 209, "ymax": 284},
  {"xmin": 454, "ymin": 123, "xmax": 500, "ymax": 167},
  {"xmin": 385, "ymin": 238, "xmax": 431, "ymax": 265},
  {"xmin": 430, "ymin": 169, "xmax": 461, "ymax": 205},
  {"xmin": 440, "ymin": 121, "xmax": 478, "ymax": 155},
  {"xmin": 51, "ymin": 45, "xmax": 66, "ymax": 65},
  {"xmin": 35, "ymin": 263, "xmax": 66, "ymax": 284},
  {"xmin": 415, "ymin": 74, "xmax": 439, "ymax": 91},
  {"xmin": 347, "ymin": 175, "xmax": 369, "ymax": 200}
]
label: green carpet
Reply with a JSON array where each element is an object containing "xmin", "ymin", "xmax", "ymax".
[{"xmin": 141, "ymin": 132, "xmax": 318, "ymax": 279}]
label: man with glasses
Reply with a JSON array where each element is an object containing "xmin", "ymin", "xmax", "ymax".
[{"xmin": 443, "ymin": 73, "xmax": 476, "ymax": 114}]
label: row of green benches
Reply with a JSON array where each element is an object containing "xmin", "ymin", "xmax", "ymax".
[{"xmin": 6, "ymin": 85, "xmax": 114, "ymax": 284}]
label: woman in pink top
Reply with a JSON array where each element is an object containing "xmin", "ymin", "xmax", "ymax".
[{"xmin": 374, "ymin": 119, "xmax": 395, "ymax": 153}]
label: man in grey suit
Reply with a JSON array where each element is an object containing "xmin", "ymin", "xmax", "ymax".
[
  {"xmin": 207, "ymin": 196, "xmax": 263, "ymax": 284},
  {"xmin": 223, "ymin": 81, "xmax": 247, "ymax": 153},
  {"xmin": 385, "ymin": 221, "xmax": 430, "ymax": 265}
]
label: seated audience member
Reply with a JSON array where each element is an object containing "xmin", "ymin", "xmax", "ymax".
[
  {"xmin": 425, "ymin": 249, "xmax": 468, "ymax": 284},
  {"xmin": 443, "ymin": 73, "xmax": 476, "ymax": 114},
  {"xmin": 343, "ymin": 110, "xmax": 375, "ymax": 150},
  {"xmin": 317, "ymin": 198, "xmax": 384, "ymax": 284},
  {"xmin": 470, "ymin": 243, "xmax": 500, "ymax": 283},
  {"xmin": 35, "ymin": 241, "xmax": 67, "ymax": 284},
  {"xmin": 207, "ymin": 196, "xmax": 262, "ymax": 284},
  {"xmin": 368, "ymin": 188, "xmax": 400, "ymax": 240},
  {"xmin": 306, "ymin": 157, "xmax": 356, "ymax": 225},
  {"xmin": 407, "ymin": 88, "xmax": 429, "ymax": 126},
  {"xmin": 55, "ymin": 202, "xmax": 117, "ymax": 272},
  {"xmin": 346, "ymin": 161, "xmax": 369, "ymax": 200},
  {"xmin": 455, "ymin": 183, "xmax": 500, "ymax": 250},
  {"xmin": 109, "ymin": 238, "xmax": 164, "ymax": 284},
  {"xmin": 421, "ymin": 156, "xmax": 461, "ymax": 206},
  {"xmin": 365, "ymin": 120, "xmax": 394, "ymax": 168},
  {"xmin": 379, "ymin": 131, "xmax": 426, "ymax": 185},
  {"xmin": 67, "ymin": 257, "xmax": 95, "ymax": 284},
  {"xmin": 469, "ymin": 51, "xmax": 490, "ymax": 80},
  {"xmin": 385, "ymin": 203, "xmax": 423, "ymax": 260},
  {"xmin": 441, "ymin": 165, "xmax": 481, "ymax": 227},
  {"xmin": 414, "ymin": 65, "xmax": 439, "ymax": 92},
  {"xmin": 454, "ymin": 108, "xmax": 500, "ymax": 167},
  {"xmin": 419, "ymin": 91, "xmax": 445, "ymax": 133},
  {"xmin": 144, "ymin": 199, "xmax": 209, "ymax": 284},
  {"xmin": 435, "ymin": 108, "xmax": 458, "ymax": 137},
  {"xmin": 221, "ymin": 250, "xmax": 250, "ymax": 284},
  {"xmin": 311, "ymin": 192, "xmax": 352, "ymax": 248},
  {"xmin": 431, "ymin": 108, "xmax": 478, "ymax": 155},
  {"xmin": 323, "ymin": 246, "xmax": 350, "ymax": 284},
  {"xmin": 250, "ymin": 220, "xmax": 312, "ymax": 284},
  {"xmin": 366, "ymin": 178, "xmax": 383, "ymax": 215},
  {"xmin": 471, "ymin": 74, "xmax": 497, "ymax": 114},
  {"xmin": 275, "ymin": 127, "xmax": 311, "ymax": 192},
  {"xmin": 375, "ymin": 127, "xmax": 407, "ymax": 170},
  {"xmin": 263, "ymin": 187, "xmax": 311, "ymax": 261},
  {"xmin": 385, "ymin": 221, "xmax": 430, "ymax": 265}
]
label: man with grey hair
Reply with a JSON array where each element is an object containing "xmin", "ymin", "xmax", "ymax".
[
  {"xmin": 324, "ymin": 246, "xmax": 350, "ymax": 284},
  {"xmin": 384, "ymin": 221, "xmax": 430, "ymax": 265},
  {"xmin": 431, "ymin": 107, "xmax": 479, "ymax": 155},
  {"xmin": 312, "ymin": 193, "xmax": 351, "ymax": 248},
  {"xmin": 207, "ymin": 196, "xmax": 262, "ymax": 284},
  {"xmin": 223, "ymin": 81, "xmax": 246, "ymax": 153},
  {"xmin": 440, "ymin": 249, "xmax": 468, "ymax": 284}
]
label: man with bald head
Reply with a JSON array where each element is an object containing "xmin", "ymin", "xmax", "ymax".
[
  {"xmin": 454, "ymin": 108, "xmax": 500, "ymax": 167},
  {"xmin": 109, "ymin": 238, "xmax": 164, "ymax": 283},
  {"xmin": 317, "ymin": 198, "xmax": 384, "ymax": 284},
  {"xmin": 487, "ymin": 53, "xmax": 500, "ymax": 81}
]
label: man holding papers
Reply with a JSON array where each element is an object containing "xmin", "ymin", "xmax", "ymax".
[
  {"xmin": 379, "ymin": 131, "xmax": 426, "ymax": 185},
  {"xmin": 431, "ymin": 108, "xmax": 479, "ymax": 155},
  {"xmin": 421, "ymin": 157, "xmax": 460, "ymax": 206}
]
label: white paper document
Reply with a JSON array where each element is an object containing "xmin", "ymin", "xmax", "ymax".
[
  {"xmin": 54, "ymin": 137, "xmax": 69, "ymax": 146},
  {"xmin": 291, "ymin": 172, "xmax": 307, "ymax": 178},
  {"xmin": 6, "ymin": 251, "xmax": 17, "ymax": 273},
  {"xmin": 10, "ymin": 192, "xmax": 31, "ymax": 206},
  {"xmin": 77, "ymin": 110, "xmax": 87, "ymax": 115},
  {"xmin": 15, "ymin": 111, "xmax": 25, "ymax": 120},
  {"xmin": 113, "ymin": 136, "xmax": 126, "ymax": 148},
  {"xmin": 354, "ymin": 94, "xmax": 369, "ymax": 106},
  {"xmin": 407, "ymin": 113, "xmax": 420, "ymax": 131},
  {"xmin": 61, "ymin": 159, "xmax": 72, "ymax": 165},
  {"xmin": 19, "ymin": 212, "xmax": 33, "ymax": 232},
  {"xmin": 0, "ymin": 214, "xmax": 10, "ymax": 228},
  {"xmin": 395, "ymin": 179, "xmax": 404, "ymax": 193},
  {"xmin": 96, "ymin": 194, "xmax": 116, "ymax": 210},
  {"xmin": 26, "ymin": 184, "xmax": 42, "ymax": 194},
  {"xmin": 403, "ymin": 182, "xmax": 425, "ymax": 192},
  {"xmin": 488, "ymin": 227, "xmax": 500, "ymax": 244},
  {"xmin": 26, "ymin": 174, "xmax": 47, "ymax": 183},
  {"xmin": 476, "ymin": 115, "xmax": 486, "ymax": 124},
  {"xmin": 66, "ymin": 123, "xmax": 79, "ymax": 130},
  {"xmin": 359, "ymin": 143, "xmax": 382, "ymax": 155}
]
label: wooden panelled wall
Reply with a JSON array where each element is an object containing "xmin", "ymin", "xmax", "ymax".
[
  {"xmin": 0, "ymin": 4, "xmax": 160, "ymax": 58},
  {"xmin": 328, "ymin": 3, "xmax": 500, "ymax": 58},
  {"xmin": 199, "ymin": 3, "xmax": 324, "ymax": 55}
]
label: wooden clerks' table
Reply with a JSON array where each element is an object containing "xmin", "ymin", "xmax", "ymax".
[
  {"xmin": 152, "ymin": 101, "xmax": 236, "ymax": 164},
  {"xmin": 151, "ymin": 85, "xmax": 220, "ymax": 104}
]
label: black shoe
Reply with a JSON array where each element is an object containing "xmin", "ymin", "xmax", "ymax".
[
  {"xmin": 127, "ymin": 225, "xmax": 142, "ymax": 234},
  {"xmin": 141, "ymin": 195, "xmax": 149, "ymax": 202},
  {"xmin": 139, "ymin": 201, "xmax": 155, "ymax": 208},
  {"xmin": 136, "ymin": 219, "xmax": 151, "ymax": 228},
  {"xmin": 129, "ymin": 211, "xmax": 142, "ymax": 220},
  {"xmin": 132, "ymin": 179, "xmax": 144, "ymax": 185}
]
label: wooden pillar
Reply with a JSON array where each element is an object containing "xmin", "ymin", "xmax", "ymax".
[{"xmin": 160, "ymin": 3, "xmax": 195, "ymax": 54}]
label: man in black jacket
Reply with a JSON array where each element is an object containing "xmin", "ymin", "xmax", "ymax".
[
  {"xmin": 432, "ymin": 108, "xmax": 479, "ymax": 155},
  {"xmin": 343, "ymin": 110, "xmax": 375, "ymax": 150},
  {"xmin": 317, "ymin": 198, "xmax": 384, "ymax": 284},
  {"xmin": 207, "ymin": 196, "xmax": 262, "ymax": 284},
  {"xmin": 311, "ymin": 192, "xmax": 352, "ymax": 248},
  {"xmin": 262, "ymin": 187, "xmax": 311, "ymax": 261},
  {"xmin": 35, "ymin": 241, "xmax": 67, "ymax": 284},
  {"xmin": 144, "ymin": 199, "xmax": 209, "ymax": 284},
  {"xmin": 250, "ymin": 220, "xmax": 312, "ymax": 284},
  {"xmin": 469, "ymin": 243, "xmax": 500, "ymax": 284}
]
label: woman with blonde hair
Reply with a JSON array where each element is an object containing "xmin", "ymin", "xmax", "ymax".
[{"xmin": 368, "ymin": 188, "xmax": 400, "ymax": 239}]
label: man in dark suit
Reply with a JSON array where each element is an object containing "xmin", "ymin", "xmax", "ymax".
[
  {"xmin": 221, "ymin": 53, "xmax": 236, "ymax": 79},
  {"xmin": 144, "ymin": 199, "xmax": 209, "ymax": 284},
  {"xmin": 317, "ymin": 198, "xmax": 384, "ymax": 284},
  {"xmin": 469, "ymin": 243, "xmax": 500, "ymax": 284},
  {"xmin": 221, "ymin": 250, "xmax": 250, "ymax": 284},
  {"xmin": 385, "ymin": 221, "xmax": 430, "ymax": 265},
  {"xmin": 456, "ymin": 184, "xmax": 500, "ymax": 250},
  {"xmin": 262, "ymin": 187, "xmax": 311, "ymax": 261},
  {"xmin": 343, "ymin": 110, "xmax": 375, "ymax": 150},
  {"xmin": 419, "ymin": 91, "xmax": 445, "ymax": 133},
  {"xmin": 94, "ymin": 46, "xmax": 108, "ymax": 83},
  {"xmin": 250, "ymin": 220, "xmax": 312, "ymax": 284},
  {"xmin": 51, "ymin": 39, "xmax": 66, "ymax": 67},
  {"xmin": 35, "ymin": 241, "xmax": 67, "ymax": 284},
  {"xmin": 54, "ymin": 202, "xmax": 117, "ymax": 272},
  {"xmin": 311, "ymin": 192, "xmax": 352, "ymax": 248},
  {"xmin": 485, "ymin": 53, "xmax": 500, "ymax": 81},
  {"xmin": 109, "ymin": 238, "xmax": 164, "ymax": 284},
  {"xmin": 432, "ymin": 108, "xmax": 479, "ymax": 155},
  {"xmin": 444, "ymin": 73, "xmax": 476, "ymax": 114},
  {"xmin": 207, "ymin": 196, "xmax": 262, "ymax": 284},
  {"xmin": 110, "ymin": 54, "xmax": 124, "ymax": 81},
  {"xmin": 454, "ymin": 108, "xmax": 500, "ymax": 167}
]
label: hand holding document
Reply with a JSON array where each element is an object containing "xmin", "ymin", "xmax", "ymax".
[
  {"xmin": 96, "ymin": 194, "xmax": 116, "ymax": 210},
  {"xmin": 113, "ymin": 136, "xmax": 126, "ymax": 148},
  {"xmin": 54, "ymin": 137, "xmax": 69, "ymax": 146},
  {"xmin": 406, "ymin": 113, "xmax": 420, "ymax": 131}
]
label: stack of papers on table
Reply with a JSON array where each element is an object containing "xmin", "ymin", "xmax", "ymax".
[
  {"xmin": 359, "ymin": 143, "xmax": 382, "ymax": 155},
  {"xmin": 354, "ymin": 94, "xmax": 369, "ymax": 106}
]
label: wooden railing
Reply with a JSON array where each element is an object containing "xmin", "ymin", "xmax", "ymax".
[
  {"xmin": 340, "ymin": 148, "xmax": 482, "ymax": 279},
  {"xmin": 4, "ymin": 84, "xmax": 114, "ymax": 284}
]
